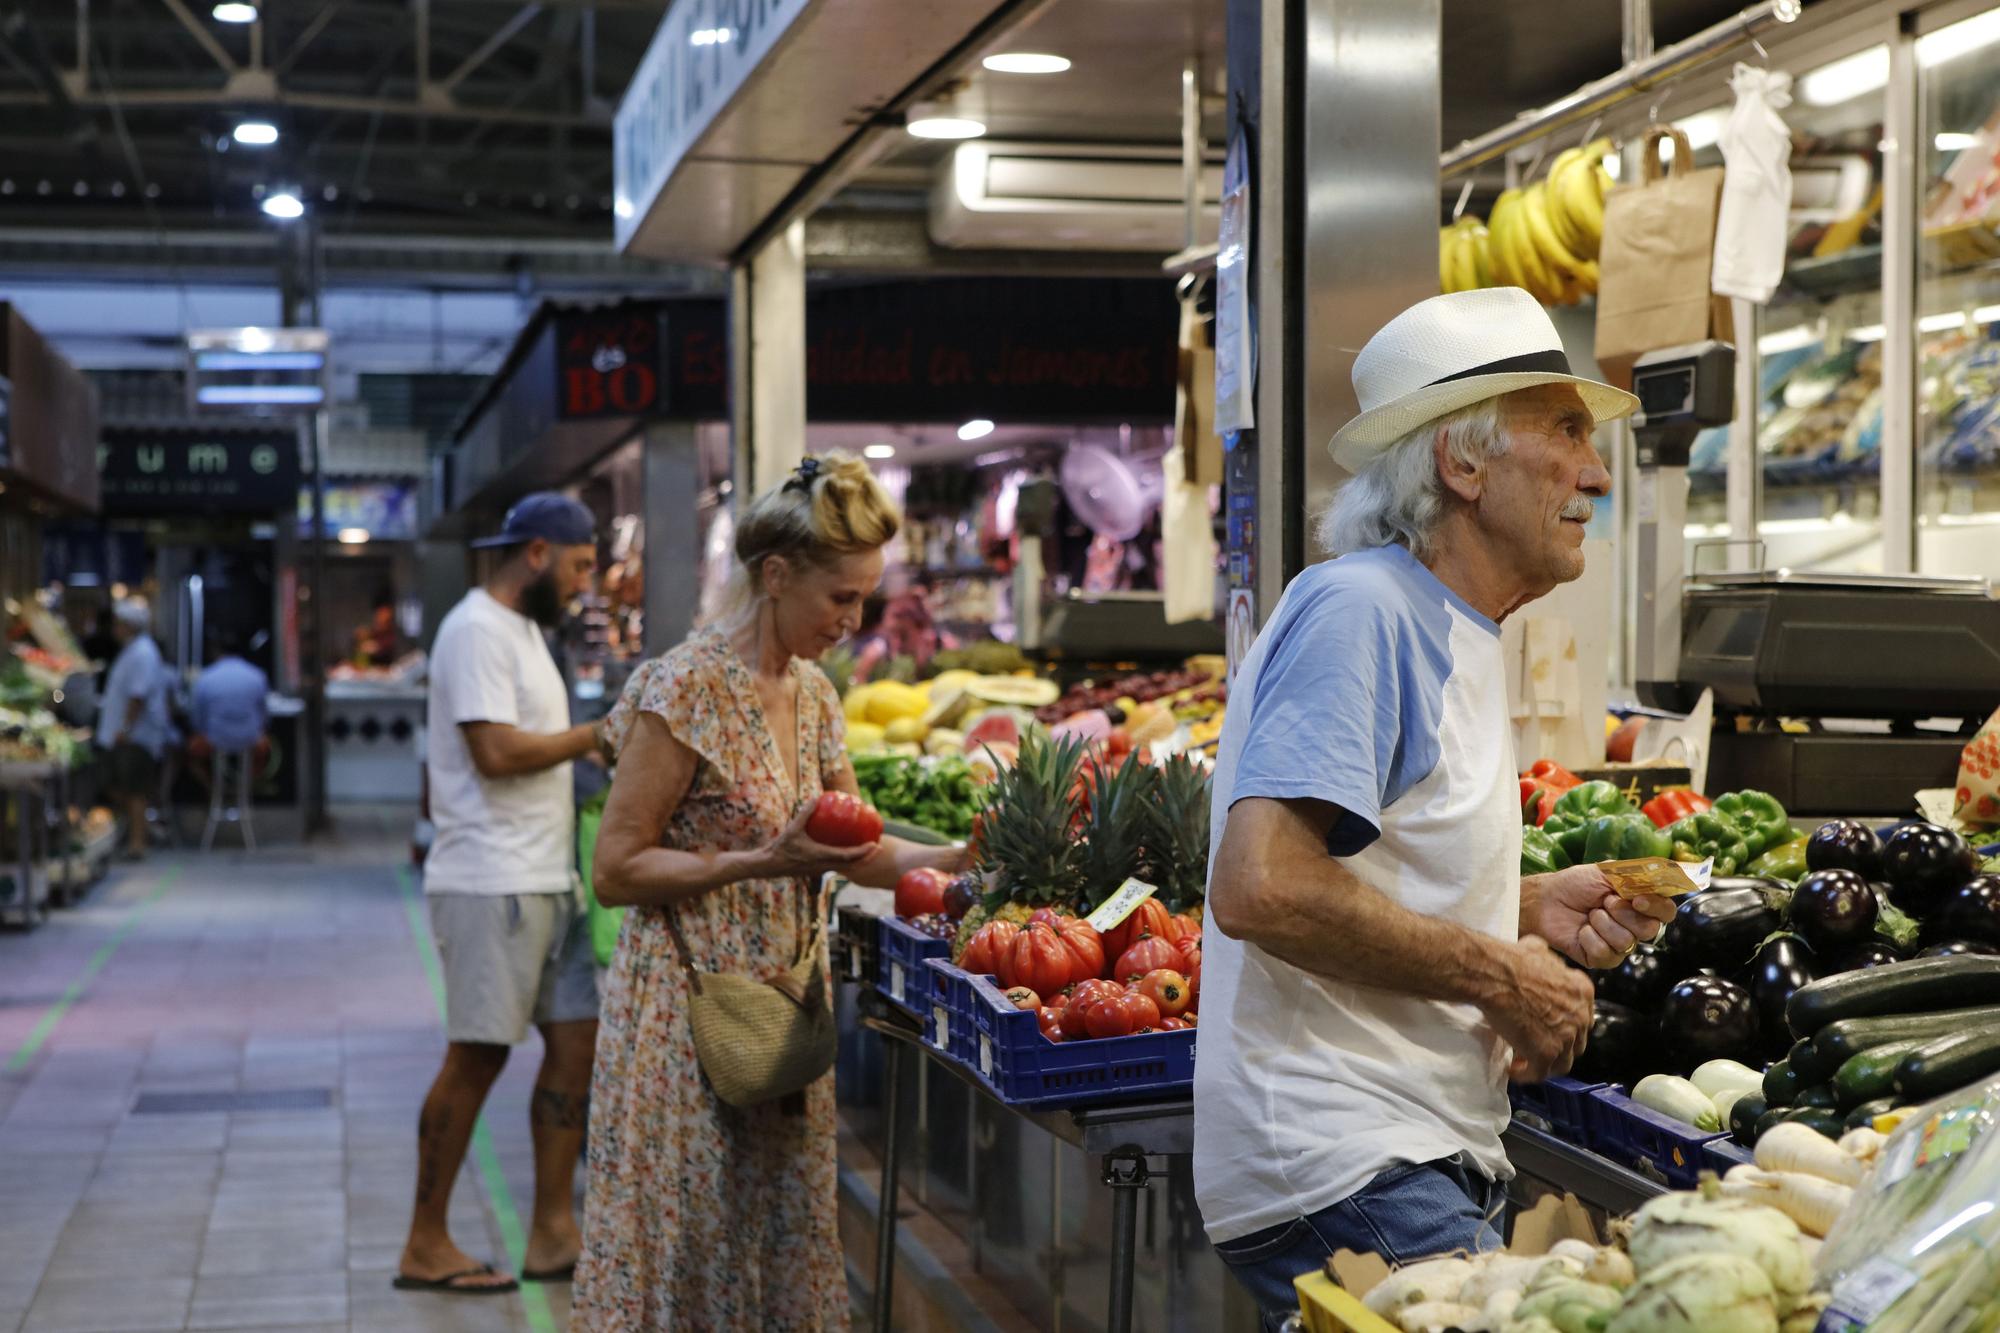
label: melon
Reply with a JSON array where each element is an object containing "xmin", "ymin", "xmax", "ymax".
[{"xmin": 966, "ymin": 675, "xmax": 1059, "ymax": 709}]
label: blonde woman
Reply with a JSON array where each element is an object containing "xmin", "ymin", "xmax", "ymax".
[{"xmin": 574, "ymin": 454, "xmax": 963, "ymax": 1330}]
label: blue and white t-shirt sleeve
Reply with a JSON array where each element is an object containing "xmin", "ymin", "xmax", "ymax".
[{"xmin": 1228, "ymin": 591, "xmax": 1424, "ymax": 856}]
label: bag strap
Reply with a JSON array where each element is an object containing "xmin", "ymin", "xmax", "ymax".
[
  {"xmin": 663, "ymin": 904, "xmax": 706, "ymax": 996},
  {"xmin": 661, "ymin": 875, "xmax": 821, "ymax": 1000},
  {"xmin": 1639, "ymin": 125, "xmax": 1696, "ymax": 183}
]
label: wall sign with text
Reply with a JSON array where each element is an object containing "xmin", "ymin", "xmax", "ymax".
[{"xmin": 99, "ymin": 426, "xmax": 300, "ymax": 514}]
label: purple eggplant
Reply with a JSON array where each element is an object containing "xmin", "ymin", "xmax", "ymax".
[
  {"xmin": 1807, "ymin": 818, "xmax": 1884, "ymax": 879},
  {"xmin": 1921, "ymin": 874, "xmax": 2000, "ymax": 950},
  {"xmin": 1670, "ymin": 881, "xmax": 1786, "ymax": 976},
  {"xmin": 1573, "ymin": 1001, "xmax": 1652, "ymax": 1086},
  {"xmin": 1918, "ymin": 940, "xmax": 2000, "ymax": 958},
  {"xmin": 1881, "ymin": 823, "xmax": 1978, "ymax": 916},
  {"xmin": 1748, "ymin": 935, "xmax": 1817, "ymax": 1058},
  {"xmin": 1828, "ymin": 940, "xmax": 1906, "ymax": 973},
  {"xmin": 1788, "ymin": 869, "xmax": 1880, "ymax": 953},
  {"xmin": 1595, "ymin": 942, "xmax": 1675, "ymax": 1013},
  {"xmin": 1660, "ymin": 974, "xmax": 1761, "ymax": 1072}
]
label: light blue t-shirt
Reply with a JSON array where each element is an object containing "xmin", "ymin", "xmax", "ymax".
[
  {"xmin": 192, "ymin": 656, "xmax": 270, "ymax": 752},
  {"xmin": 1193, "ymin": 544, "xmax": 1523, "ymax": 1244},
  {"xmin": 97, "ymin": 634, "xmax": 172, "ymax": 758}
]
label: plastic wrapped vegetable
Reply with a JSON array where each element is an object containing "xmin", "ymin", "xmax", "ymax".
[
  {"xmin": 1747, "ymin": 838, "xmax": 1810, "ymax": 883},
  {"xmin": 1522, "ymin": 825, "xmax": 1573, "ymax": 876},
  {"xmin": 1667, "ymin": 811, "xmax": 1755, "ymax": 875},
  {"xmin": 1714, "ymin": 790, "xmax": 1791, "ymax": 860}
]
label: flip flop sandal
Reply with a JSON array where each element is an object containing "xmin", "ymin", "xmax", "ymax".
[
  {"xmin": 521, "ymin": 1263, "xmax": 577, "ymax": 1282},
  {"xmin": 392, "ymin": 1263, "xmax": 520, "ymax": 1295}
]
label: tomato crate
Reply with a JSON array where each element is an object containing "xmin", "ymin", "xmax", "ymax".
[
  {"xmin": 1585, "ymin": 1087, "xmax": 1730, "ymax": 1189},
  {"xmin": 961, "ymin": 970, "xmax": 1195, "ymax": 1109},
  {"xmin": 830, "ymin": 904, "xmax": 879, "ymax": 989},
  {"xmin": 1508, "ymin": 1076, "xmax": 1606, "ymax": 1143},
  {"xmin": 919, "ymin": 959, "xmax": 983, "ymax": 1065},
  {"xmin": 875, "ymin": 916, "xmax": 949, "ymax": 1018}
]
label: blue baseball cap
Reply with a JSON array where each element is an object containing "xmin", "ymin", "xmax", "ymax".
[{"xmin": 471, "ymin": 492, "xmax": 597, "ymax": 549}]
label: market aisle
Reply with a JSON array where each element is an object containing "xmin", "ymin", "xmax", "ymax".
[{"xmin": 0, "ymin": 815, "xmax": 577, "ymax": 1333}]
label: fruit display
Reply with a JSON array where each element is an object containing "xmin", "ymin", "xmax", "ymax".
[
  {"xmin": 0, "ymin": 706, "xmax": 82, "ymax": 767},
  {"xmin": 851, "ymin": 753, "xmax": 989, "ymax": 839},
  {"xmin": 1442, "ymin": 138, "xmax": 1615, "ymax": 307}
]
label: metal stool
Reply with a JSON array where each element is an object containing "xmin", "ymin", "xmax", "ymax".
[{"xmin": 202, "ymin": 747, "xmax": 256, "ymax": 851}]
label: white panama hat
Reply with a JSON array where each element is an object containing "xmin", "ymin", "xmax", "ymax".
[{"xmin": 1327, "ymin": 287, "xmax": 1639, "ymax": 473}]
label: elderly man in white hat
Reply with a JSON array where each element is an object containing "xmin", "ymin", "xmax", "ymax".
[{"xmin": 1196, "ymin": 288, "xmax": 1678, "ymax": 1325}]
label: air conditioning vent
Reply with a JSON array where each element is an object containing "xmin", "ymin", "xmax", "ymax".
[{"xmin": 930, "ymin": 142, "xmax": 1222, "ymax": 252}]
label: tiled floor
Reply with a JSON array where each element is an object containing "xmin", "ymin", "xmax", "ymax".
[{"xmin": 0, "ymin": 809, "xmax": 576, "ymax": 1333}]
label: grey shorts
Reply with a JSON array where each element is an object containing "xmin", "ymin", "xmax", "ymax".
[{"xmin": 428, "ymin": 891, "xmax": 600, "ymax": 1046}]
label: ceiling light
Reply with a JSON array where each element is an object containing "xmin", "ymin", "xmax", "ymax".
[
  {"xmin": 1845, "ymin": 323, "xmax": 1887, "ymax": 343},
  {"xmin": 1918, "ymin": 8, "xmax": 2000, "ymax": 67},
  {"xmin": 1977, "ymin": 304, "xmax": 2000, "ymax": 325},
  {"xmin": 1919, "ymin": 312, "xmax": 1968, "ymax": 333},
  {"xmin": 1936, "ymin": 131, "xmax": 1982, "ymax": 152},
  {"xmin": 957, "ymin": 418, "xmax": 995, "ymax": 441},
  {"xmin": 337, "ymin": 528, "xmax": 370, "ymax": 545},
  {"xmin": 232, "ymin": 121, "xmax": 278, "ymax": 147},
  {"xmin": 196, "ymin": 384, "xmax": 325, "ymax": 405},
  {"xmin": 1799, "ymin": 45, "xmax": 1888, "ymax": 106},
  {"xmin": 1757, "ymin": 323, "xmax": 1823, "ymax": 355},
  {"xmin": 689, "ymin": 27, "xmax": 732, "ymax": 46},
  {"xmin": 212, "ymin": 1, "xmax": 256, "ymax": 20},
  {"xmin": 261, "ymin": 190, "xmax": 303, "ymax": 220},
  {"xmin": 907, "ymin": 116, "xmax": 987, "ymax": 141},
  {"xmin": 863, "ymin": 443, "xmax": 897, "ymax": 460},
  {"xmin": 983, "ymin": 53, "xmax": 1071, "ymax": 74}
]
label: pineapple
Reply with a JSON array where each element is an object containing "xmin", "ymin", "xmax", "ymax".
[
  {"xmin": 1148, "ymin": 752, "xmax": 1213, "ymax": 912},
  {"xmin": 950, "ymin": 901, "xmax": 992, "ymax": 962},
  {"xmin": 979, "ymin": 732, "xmax": 1090, "ymax": 913},
  {"xmin": 1079, "ymin": 756, "xmax": 1159, "ymax": 910}
]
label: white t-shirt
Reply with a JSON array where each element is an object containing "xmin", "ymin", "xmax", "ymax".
[
  {"xmin": 1193, "ymin": 545, "xmax": 1522, "ymax": 1244},
  {"xmin": 424, "ymin": 589, "xmax": 576, "ymax": 896}
]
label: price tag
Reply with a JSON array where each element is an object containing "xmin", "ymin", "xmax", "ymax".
[
  {"xmin": 1085, "ymin": 877, "xmax": 1160, "ymax": 934},
  {"xmin": 889, "ymin": 962, "xmax": 905, "ymax": 1003},
  {"xmin": 849, "ymin": 950, "xmax": 862, "ymax": 980},
  {"xmin": 979, "ymin": 1034, "xmax": 993, "ymax": 1079},
  {"xmin": 932, "ymin": 1005, "xmax": 950, "ymax": 1050},
  {"xmin": 1827, "ymin": 1257, "xmax": 1919, "ymax": 1325}
]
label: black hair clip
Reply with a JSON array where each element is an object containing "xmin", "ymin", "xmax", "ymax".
[{"xmin": 784, "ymin": 456, "xmax": 822, "ymax": 493}]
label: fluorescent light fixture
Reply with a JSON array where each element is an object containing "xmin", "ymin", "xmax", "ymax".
[
  {"xmin": 689, "ymin": 27, "xmax": 732, "ymax": 46},
  {"xmin": 983, "ymin": 53, "xmax": 1071, "ymax": 74},
  {"xmin": 261, "ymin": 191, "xmax": 303, "ymax": 219},
  {"xmin": 236, "ymin": 327, "xmax": 273, "ymax": 353},
  {"xmin": 1935, "ymin": 131, "xmax": 1982, "ymax": 152},
  {"xmin": 957, "ymin": 418, "xmax": 996, "ymax": 441},
  {"xmin": 232, "ymin": 121, "xmax": 278, "ymax": 147},
  {"xmin": 212, "ymin": 1, "xmax": 256, "ymax": 21},
  {"xmin": 863, "ymin": 443, "xmax": 897, "ymax": 460},
  {"xmin": 196, "ymin": 385, "xmax": 326, "ymax": 405},
  {"xmin": 1976, "ymin": 304, "xmax": 2000, "ymax": 324},
  {"xmin": 1758, "ymin": 323, "xmax": 1824, "ymax": 355},
  {"xmin": 1845, "ymin": 323, "xmax": 1887, "ymax": 343},
  {"xmin": 337, "ymin": 528, "xmax": 371, "ymax": 545},
  {"xmin": 1919, "ymin": 312, "xmax": 1968, "ymax": 333},
  {"xmin": 1799, "ymin": 45, "xmax": 1888, "ymax": 106},
  {"xmin": 194, "ymin": 351, "xmax": 324, "ymax": 371},
  {"xmin": 907, "ymin": 117, "xmax": 986, "ymax": 141},
  {"xmin": 1918, "ymin": 9, "xmax": 2000, "ymax": 67}
]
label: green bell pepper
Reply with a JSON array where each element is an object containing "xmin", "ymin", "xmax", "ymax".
[
  {"xmin": 1713, "ymin": 789, "xmax": 1790, "ymax": 860},
  {"xmin": 1666, "ymin": 811, "xmax": 1753, "ymax": 876},
  {"xmin": 1521, "ymin": 825, "xmax": 1572, "ymax": 876},
  {"xmin": 1583, "ymin": 812, "xmax": 1675, "ymax": 863},
  {"xmin": 1542, "ymin": 780, "xmax": 1637, "ymax": 862},
  {"xmin": 1746, "ymin": 837, "xmax": 1809, "ymax": 883}
]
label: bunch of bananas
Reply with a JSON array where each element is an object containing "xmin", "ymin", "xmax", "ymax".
[
  {"xmin": 1438, "ymin": 216, "xmax": 1491, "ymax": 294},
  {"xmin": 1446, "ymin": 138, "xmax": 1618, "ymax": 307}
]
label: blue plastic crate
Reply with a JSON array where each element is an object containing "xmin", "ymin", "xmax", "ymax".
[
  {"xmin": 962, "ymin": 970, "xmax": 1195, "ymax": 1109},
  {"xmin": 1702, "ymin": 1137, "xmax": 1755, "ymax": 1175},
  {"xmin": 1509, "ymin": 1076, "xmax": 1606, "ymax": 1142},
  {"xmin": 1586, "ymin": 1087, "xmax": 1730, "ymax": 1189},
  {"xmin": 919, "ymin": 958, "xmax": 985, "ymax": 1065},
  {"xmin": 876, "ymin": 916, "xmax": 949, "ymax": 1018}
]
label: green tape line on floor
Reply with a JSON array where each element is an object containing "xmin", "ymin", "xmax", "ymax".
[
  {"xmin": 395, "ymin": 864, "xmax": 559, "ymax": 1333},
  {"xmin": 4, "ymin": 865, "xmax": 180, "ymax": 1075}
]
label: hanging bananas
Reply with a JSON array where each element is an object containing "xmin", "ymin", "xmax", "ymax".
[
  {"xmin": 1446, "ymin": 136, "xmax": 1616, "ymax": 307},
  {"xmin": 1437, "ymin": 216, "xmax": 1490, "ymax": 294}
]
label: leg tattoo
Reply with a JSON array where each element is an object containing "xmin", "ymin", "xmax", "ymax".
[{"xmin": 530, "ymin": 1086, "xmax": 590, "ymax": 1132}]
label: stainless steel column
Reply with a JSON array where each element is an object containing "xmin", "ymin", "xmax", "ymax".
[
  {"xmin": 1879, "ymin": 23, "xmax": 1919, "ymax": 573},
  {"xmin": 729, "ymin": 219, "xmax": 809, "ymax": 500},
  {"xmin": 640, "ymin": 421, "xmax": 702, "ymax": 656}
]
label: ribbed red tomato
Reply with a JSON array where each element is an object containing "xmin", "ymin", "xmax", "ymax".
[
  {"xmin": 1177, "ymin": 936, "xmax": 1202, "ymax": 970},
  {"xmin": 1005, "ymin": 923, "xmax": 1075, "ymax": 997},
  {"xmin": 804, "ymin": 791, "xmax": 883, "ymax": 847},
  {"xmin": 1026, "ymin": 907, "xmax": 1074, "ymax": 930},
  {"xmin": 1114, "ymin": 934, "xmax": 1182, "ymax": 984},
  {"xmin": 1102, "ymin": 899, "xmax": 1172, "ymax": 964},
  {"xmin": 1134, "ymin": 968, "xmax": 1191, "ymax": 1018},
  {"xmin": 1160, "ymin": 913, "xmax": 1202, "ymax": 950},
  {"xmin": 1053, "ymin": 919, "xmax": 1105, "ymax": 986},
  {"xmin": 958, "ymin": 921, "xmax": 1019, "ymax": 978},
  {"xmin": 1084, "ymin": 990, "xmax": 1161, "ymax": 1039}
]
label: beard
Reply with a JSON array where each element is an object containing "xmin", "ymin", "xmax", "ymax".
[{"xmin": 521, "ymin": 568, "xmax": 564, "ymax": 627}]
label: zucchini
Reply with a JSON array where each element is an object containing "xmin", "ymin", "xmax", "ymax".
[
  {"xmin": 1753, "ymin": 1106, "xmax": 1791, "ymax": 1143},
  {"xmin": 1809, "ymin": 1004, "xmax": 2000, "ymax": 1069},
  {"xmin": 1832, "ymin": 1038, "xmax": 1928, "ymax": 1109},
  {"xmin": 1762, "ymin": 1058, "xmax": 1799, "ymax": 1107},
  {"xmin": 1844, "ymin": 1097, "xmax": 1897, "ymax": 1132},
  {"xmin": 1789, "ymin": 1035, "xmax": 1841, "ymax": 1084},
  {"xmin": 1777, "ymin": 1106, "xmax": 1845, "ymax": 1139},
  {"xmin": 1730, "ymin": 1092, "xmax": 1768, "ymax": 1144},
  {"xmin": 1793, "ymin": 1083, "xmax": 1839, "ymax": 1111},
  {"xmin": 1787, "ymin": 955, "xmax": 2000, "ymax": 1037},
  {"xmin": 1894, "ymin": 1027, "xmax": 2000, "ymax": 1102}
]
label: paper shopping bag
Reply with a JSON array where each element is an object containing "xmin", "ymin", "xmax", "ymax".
[{"xmin": 1595, "ymin": 126, "xmax": 1734, "ymax": 389}]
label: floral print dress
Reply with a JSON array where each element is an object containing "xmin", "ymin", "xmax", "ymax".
[{"xmin": 572, "ymin": 630, "xmax": 849, "ymax": 1332}]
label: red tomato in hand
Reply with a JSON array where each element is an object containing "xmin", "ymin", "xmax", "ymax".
[
  {"xmin": 959, "ymin": 921, "xmax": 1019, "ymax": 979},
  {"xmin": 1134, "ymin": 968, "xmax": 1191, "ymax": 1018},
  {"xmin": 1084, "ymin": 990, "xmax": 1161, "ymax": 1039},
  {"xmin": 1114, "ymin": 934, "xmax": 1183, "ymax": 984},
  {"xmin": 1003, "ymin": 985, "xmax": 1040, "ymax": 1011},
  {"xmin": 1037, "ymin": 1006, "xmax": 1065, "ymax": 1041},
  {"xmin": 805, "ymin": 791, "xmax": 883, "ymax": 847},
  {"xmin": 1101, "ymin": 898, "xmax": 1172, "ymax": 965},
  {"xmin": 894, "ymin": 868, "xmax": 950, "ymax": 918}
]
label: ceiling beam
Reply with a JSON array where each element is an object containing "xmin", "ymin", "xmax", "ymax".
[
  {"xmin": 157, "ymin": 0, "xmax": 239, "ymax": 74},
  {"xmin": 437, "ymin": 3, "xmax": 539, "ymax": 93},
  {"xmin": 0, "ymin": 84, "xmax": 610, "ymax": 126},
  {"xmin": 277, "ymin": 0, "xmax": 347, "ymax": 75}
]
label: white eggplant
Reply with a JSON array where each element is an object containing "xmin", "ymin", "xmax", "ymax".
[
  {"xmin": 1605, "ymin": 1252, "xmax": 1779, "ymax": 1333},
  {"xmin": 1692, "ymin": 1059, "xmax": 1766, "ymax": 1101},
  {"xmin": 1631, "ymin": 1075, "xmax": 1722, "ymax": 1131}
]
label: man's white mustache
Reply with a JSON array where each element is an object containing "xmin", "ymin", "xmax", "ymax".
[{"xmin": 1561, "ymin": 498, "xmax": 1595, "ymax": 522}]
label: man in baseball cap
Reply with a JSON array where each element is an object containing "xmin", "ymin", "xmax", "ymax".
[
  {"xmin": 399, "ymin": 491, "xmax": 604, "ymax": 1295},
  {"xmin": 1195, "ymin": 289, "xmax": 1674, "ymax": 1328}
]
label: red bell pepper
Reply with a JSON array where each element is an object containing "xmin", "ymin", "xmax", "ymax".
[
  {"xmin": 1641, "ymin": 789, "xmax": 1712, "ymax": 829},
  {"xmin": 1520, "ymin": 761, "xmax": 1582, "ymax": 826},
  {"xmin": 1526, "ymin": 759, "xmax": 1582, "ymax": 791}
]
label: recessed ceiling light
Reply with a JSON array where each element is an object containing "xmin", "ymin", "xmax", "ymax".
[
  {"xmin": 212, "ymin": 2, "xmax": 257, "ymax": 21},
  {"xmin": 983, "ymin": 53, "xmax": 1071, "ymax": 74},
  {"xmin": 261, "ymin": 191, "xmax": 303, "ymax": 220},
  {"xmin": 337, "ymin": 528, "xmax": 371, "ymax": 545},
  {"xmin": 1936, "ymin": 131, "xmax": 1982, "ymax": 152},
  {"xmin": 957, "ymin": 419, "xmax": 996, "ymax": 441},
  {"xmin": 907, "ymin": 116, "xmax": 986, "ymax": 141},
  {"xmin": 863, "ymin": 443, "xmax": 897, "ymax": 460},
  {"xmin": 233, "ymin": 121, "xmax": 278, "ymax": 147}
]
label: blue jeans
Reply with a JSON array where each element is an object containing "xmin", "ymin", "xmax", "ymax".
[{"xmin": 1211, "ymin": 1155, "xmax": 1507, "ymax": 1332}]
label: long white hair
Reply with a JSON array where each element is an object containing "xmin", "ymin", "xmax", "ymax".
[{"xmin": 1317, "ymin": 396, "xmax": 1509, "ymax": 559}]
